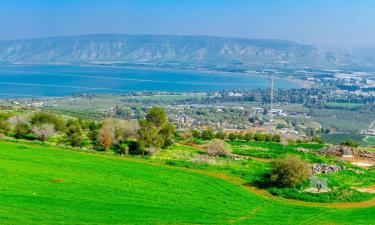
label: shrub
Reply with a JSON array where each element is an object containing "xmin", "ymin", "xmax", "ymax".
[
  {"xmin": 192, "ymin": 130, "xmax": 201, "ymax": 139},
  {"xmin": 340, "ymin": 139, "xmax": 359, "ymax": 147},
  {"xmin": 228, "ymin": 133, "xmax": 237, "ymax": 141},
  {"xmin": 0, "ymin": 120, "xmax": 11, "ymax": 134},
  {"xmin": 206, "ymin": 139, "xmax": 231, "ymax": 157},
  {"xmin": 244, "ymin": 132, "xmax": 254, "ymax": 141},
  {"xmin": 201, "ymin": 128, "xmax": 215, "ymax": 140},
  {"xmin": 269, "ymin": 155, "xmax": 311, "ymax": 188},
  {"xmin": 272, "ymin": 134, "xmax": 281, "ymax": 142},
  {"xmin": 311, "ymin": 136, "xmax": 324, "ymax": 144},
  {"xmin": 215, "ymin": 131, "xmax": 227, "ymax": 139},
  {"xmin": 14, "ymin": 122, "xmax": 31, "ymax": 139},
  {"xmin": 254, "ymin": 133, "xmax": 266, "ymax": 142}
]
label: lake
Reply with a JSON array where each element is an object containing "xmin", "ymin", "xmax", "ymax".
[{"xmin": 0, "ymin": 65, "xmax": 298, "ymax": 98}]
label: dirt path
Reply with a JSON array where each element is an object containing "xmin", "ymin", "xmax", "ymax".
[{"xmin": 3, "ymin": 140, "xmax": 375, "ymax": 209}]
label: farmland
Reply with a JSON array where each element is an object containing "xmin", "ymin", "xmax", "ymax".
[{"xmin": 1, "ymin": 141, "xmax": 375, "ymax": 224}]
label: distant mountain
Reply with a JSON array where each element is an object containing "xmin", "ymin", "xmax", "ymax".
[{"xmin": 0, "ymin": 34, "xmax": 346, "ymax": 68}]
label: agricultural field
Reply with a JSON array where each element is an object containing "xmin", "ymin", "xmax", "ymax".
[{"xmin": 1, "ymin": 141, "xmax": 375, "ymax": 224}]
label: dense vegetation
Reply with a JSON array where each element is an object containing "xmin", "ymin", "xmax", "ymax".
[{"xmin": 1, "ymin": 106, "xmax": 375, "ymax": 224}]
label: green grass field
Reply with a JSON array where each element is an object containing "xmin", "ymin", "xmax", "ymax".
[{"xmin": 1, "ymin": 142, "xmax": 375, "ymax": 224}]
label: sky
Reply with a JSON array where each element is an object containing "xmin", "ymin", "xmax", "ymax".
[{"xmin": 0, "ymin": 0, "xmax": 374, "ymax": 48}]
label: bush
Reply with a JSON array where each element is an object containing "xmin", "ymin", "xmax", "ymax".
[
  {"xmin": 311, "ymin": 136, "xmax": 324, "ymax": 144},
  {"xmin": 272, "ymin": 134, "xmax": 281, "ymax": 142},
  {"xmin": 269, "ymin": 155, "xmax": 311, "ymax": 188},
  {"xmin": 254, "ymin": 133, "xmax": 266, "ymax": 142},
  {"xmin": 228, "ymin": 133, "xmax": 237, "ymax": 141},
  {"xmin": 340, "ymin": 139, "xmax": 359, "ymax": 147},
  {"xmin": 206, "ymin": 139, "xmax": 231, "ymax": 157},
  {"xmin": 14, "ymin": 122, "xmax": 31, "ymax": 139},
  {"xmin": 244, "ymin": 132, "xmax": 254, "ymax": 141},
  {"xmin": 201, "ymin": 128, "xmax": 215, "ymax": 140}
]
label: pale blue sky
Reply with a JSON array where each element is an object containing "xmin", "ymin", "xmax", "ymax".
[{"xmin": 0, "ymin": 0, "xmax": 374, "ymax": 47}]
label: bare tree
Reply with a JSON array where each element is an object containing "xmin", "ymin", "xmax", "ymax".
[
  {"xmin": 97, "ymin": 120, "xmax": 115, "ymax": 151},
  {"xmin": 32, "ymin": 124, "xmax": 56, "ymax": 141},
  {"xmin": 206, "ymin": 139, "xmax": 231, "ymax": 157}
]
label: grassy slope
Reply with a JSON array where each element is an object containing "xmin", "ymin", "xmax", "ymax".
[{"xmin": 0, "ymin": 142, "xmax": 374, "ymax": 224}]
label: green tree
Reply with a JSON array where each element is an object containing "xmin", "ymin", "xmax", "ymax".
[
  {"xmin": 272, "ymin": 134, "xmax": 281, "ymax": 143},
  {"xmin": 159, "ymin": 123, "xmax": 175, "ymax": 148},
  {"xmin": 138, "ymin": 120, "xmax": 163, "ymax": 155},
  {"xmin": 65, "ymin": 120, "xmax": 84, "ymax": 148},
  {"xmin": 201, "ymin": 128, "xmax": 214, "ymax": 140},
  {"xmin": 137, "ymin": 107, "xmax": 175, "ymax": 154},
  {"xmin": 14, "ymin": 122, "xmax": 31, "ymax": 139},
  {"xmin": 0, "ymin": 112, "xmax": 11, "ymax": 134},
  {"xmin": 145, "ymin": 107, "xmax": 167, "ymax": 127},
  {"xmin": 228, "ymin": 133, "xmax": 237, "ymax": 141},
  {"xmin": 30, "ymin": 112, "xmax": 65, "ymax": 132},
  {"xmin": 244, "ymin": 132, "xmax": 254, "ymax": 141},
  {"xmin": 254, "ymin": 133, "xmax": 266, "ymax": 142},
  {"xmin": 215, "ymin": 130, "xmax": 227, "ymax": 140}
]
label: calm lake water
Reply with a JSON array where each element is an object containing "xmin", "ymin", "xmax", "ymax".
[{"xmin": 0, "ymin": 65, "xmax": 298, "ymax": 98}]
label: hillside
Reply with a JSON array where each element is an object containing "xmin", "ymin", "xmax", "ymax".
[
  {"xmin": 1, "ymin": 141, "xmax": 374, "ymax": 224},
  {"xmin": 0, "ymin": 34, "xmax": 340, "ymax": 68}
]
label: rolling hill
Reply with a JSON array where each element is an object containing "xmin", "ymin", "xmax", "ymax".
[
  {"xmin": 0, "ymin": 34, "xmax": 341, "ymax": 68},
  {"xmin": 0, "ymin": 141, "xmax": 374, "ymax": 224}
]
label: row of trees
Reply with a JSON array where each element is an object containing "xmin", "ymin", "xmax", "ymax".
[
  {"xmin": 0, "ymin": 107, "xmax": 175, "ymax": 155},
  {"xmin": 189, "ymin": 128, "xmax": 281, "ymax": 143}
]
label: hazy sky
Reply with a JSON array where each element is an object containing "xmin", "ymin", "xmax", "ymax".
[{"xmin": 0, "ymin": 0, "xmax": 374, "ymax": 47}]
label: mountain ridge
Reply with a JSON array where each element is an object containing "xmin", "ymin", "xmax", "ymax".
[{"xmin": 0, "ymin": 34, "xmax": 343, "ymax": 68}]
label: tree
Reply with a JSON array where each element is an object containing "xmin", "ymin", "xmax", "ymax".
[
  {"xmin": 159, "ymin": 123, "xmax": 175, "ymax": 148},
  {"xmin": 265, "ymin": 134, "xmax": 273, "ymax": 142},
  {"xmin": 30, "ymin": 112, "xmax": 65, "ymax": 132},
  {"xmin": 201, "ymin": 128, "xmax": 215, "ymax": 140},
  {"xmin": 65, "ymin": 120, "xmax": 84, "ymax": 148},
  {"xmin": 228, "ymin": 133, "xmax": 237, "ymax": 141},
  {"xmin": 0, "ymin": 112, "xmax": 11, "ymax": 134},
  {"xmin": 269, "ymin": 155, "xmax": 311, "ymax": 187},
  {"xmin": 14, "ymin": 122, "xmax": 31, "ymax": 139},
  {"xmin": 138, "ymin": 120, "xmax": 163, "ymax": 155},
  {"xmin": 206, "ymin": 139, "xmax": 231, "ymax": 157},
  {"xmin": 137, "ymin": 107, "xmax": 175, "ymax": 154},
  {"xmin": 237, "ymin": 132, "xmax": 244, "ymax": 140},
  {"xmin": 215, "ymin": 130, "xmax": 227, "ymax": 140},
  {"xmin": 244, "ymin": 132, "xmax": 254, "ymax": 141},
  {"xmin": 192, "ymin": 130, "xmax": 201, "ymax": 139},
  {"xmin": 97, "ymin": 120, "xmax": 115, "ymax": 151},
  {"xmin": 254, "ymin": 133, "xmax": 266, "ymax": 142},
  {"xmin": 272, "ymin": 134, "xmax": 281, "ymax": 143},
  {"xmin": 32, "ymin": 124, "xmax": 56, "ymax": 141},
  {"xmin": 145, "ymin": 107, "xmax": 167, "ymax": 127},
  {"xmin": 0, "ymin": 120, "xmax": 11, "ymax": 134}
]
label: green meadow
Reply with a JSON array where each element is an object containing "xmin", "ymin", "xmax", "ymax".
[{"xmin": 1, "ymin": 141, "xmax": 374, "ymax": 224}]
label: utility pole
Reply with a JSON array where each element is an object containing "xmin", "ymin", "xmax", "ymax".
[{"xmin": 269, "ymin": 73, "xmax": 274, "ymax": 132}]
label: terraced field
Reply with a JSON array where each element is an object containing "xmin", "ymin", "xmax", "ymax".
[{"xmin": 1, "ymin": 142, "xmax": 375, "ymax": 224}]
